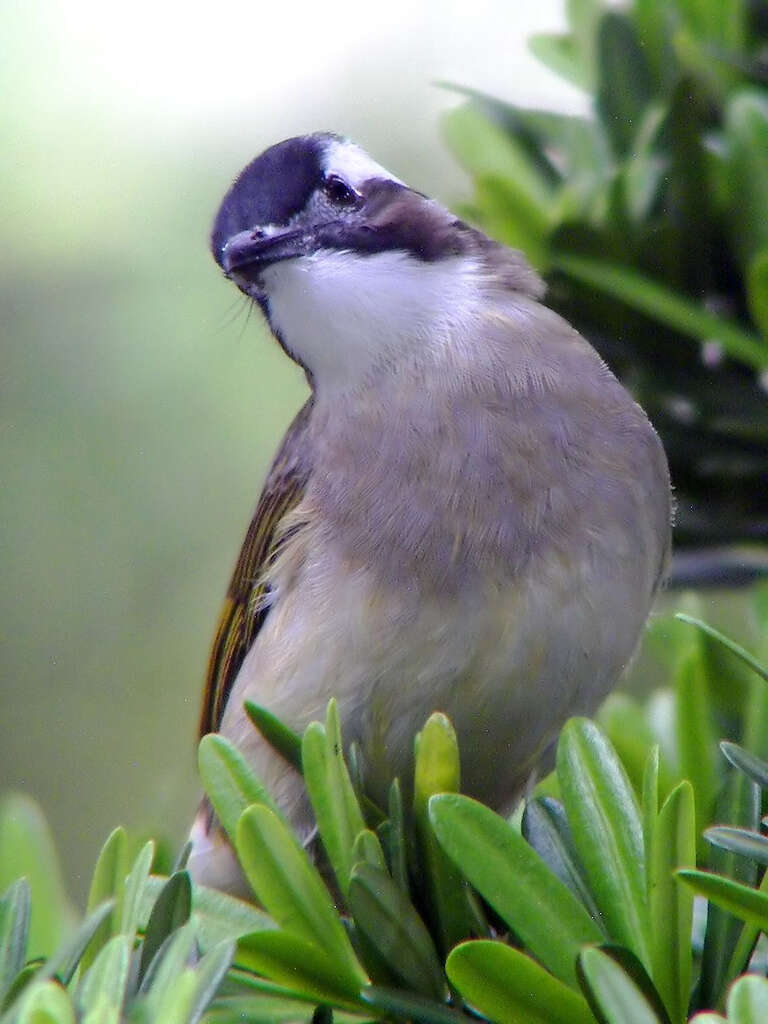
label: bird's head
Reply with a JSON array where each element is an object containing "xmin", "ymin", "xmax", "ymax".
[{"xmin": 211, "ymin": 133, "xmax": 542, "ymax": 390}]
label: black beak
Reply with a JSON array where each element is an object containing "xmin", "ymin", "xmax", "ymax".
[{"xmin": 221, "ymin": 228, "xmax": 311, "ymax": 275}]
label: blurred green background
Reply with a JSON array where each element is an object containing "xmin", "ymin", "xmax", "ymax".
[{"xmin": 1, "ymin": 0, "xmax": 586, "ymax": 899}]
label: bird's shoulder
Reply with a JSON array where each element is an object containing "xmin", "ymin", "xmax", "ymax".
[{"xmin": 198, "ymin": 397, "xmax": 314, "ymax": 737}]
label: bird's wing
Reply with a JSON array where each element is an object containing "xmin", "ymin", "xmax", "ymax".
[{"xmin": 198, "ymin": 398, "xmax": 314, "ymax": 737}]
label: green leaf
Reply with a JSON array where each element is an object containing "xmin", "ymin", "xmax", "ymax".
[
  {"xmin": 725, "ymin": 92, "xmax": 768, "ymax": 266},
  {"xmin": 198, "ymin": 734, "xmax": 280, "ymax": 845},
  {"xmin": 747, "ymin": 250, "xmax": 768, "ymax": 340},
  {"xmin": 120, "ymin": 840, "xmax": 154, "ymax": 943},
  {"xmin": 720, "ymin": 742, "xmax": 768, "ymax": 789},
  {"xmin": 675, "ymin": 651, "xmax": 718, "ymax": 853},
  {"xmin": 721, "ymin": 868, "xmax": 768, "ymax": 992},
  {"xmin": 446, "ymin": 940, "xmax": 595, "ymax": 1024},
  {"xmin": 677, "ymin": 870, "xmax": 768, "ymax": 931},
  {"xmin": 705, "ymin": 826, "xmax": 768, "ymax": 866},
  {"xmin": 698, "ymin": 771, "xmax": 760, "ymax": 1010},
  {"xmin": 81, "ymin": 828, "xmax": 129, "ymax": 974},
  {"xmin": 381, "ymin": 780, "xmax": 408, "ymax": 894},
  {"xmin": 140, "ymin": 875, "xmax": 275, "ymax": 952},
  {"xmin": 301, "ymin": 700, "xmax": 366, "ymax": 900},
  {"xmin": 441, "ymin": 104, "xmax": 553, "ymax": 211},
  {"xmin": 598, "ymin": 695, "xmax": 669, "ymax": 798},
  {"xmin": 675, "ymin": 615, "xmax": 768, "ymax": 684},
  {"xmin": 726, "ymin": 974, "xmax": 768, "ymax": 1022},
  {"xmin": 16, "ymin": 980, "xmax": 76, "ymax": 1024},
  {"xmin": 595, "ymin": 12, "xmax": 653, "ymax": 157},
  {"xmin": 649, "ymin": 781, "xmax": 695, "ymax": 1024},
  {"xmin": 360, "ymin": 986, "xmax": 471, "ymax": 1024},
  {"xmin": 429, "ymin": 793, "xmax": 602, "ymax": 987},
  {"xmin": 139, "ymin": 922, "xmax": 196, "ymax": 1008},
  {"xmin": 184, "ymin": 940, "xmax": 235, "ymax": 1024},
  {"xmin": 470, "ymin": 176, "xmax": 550, "ymax": 269},
  {"xmin": 529, "ymin": 33, "xmax": 590, "ymax": 89},
  {"xmin": 351, "ymin": 831, "xmax": 386, "ymax": 872},
  {"xmin": 76, "ymin": 934, "xmax": 131, "ymax": 1021},
  {"xmin": 556, "ymin": 719, "xmax": 651, "ymax": 970},
  {"xmin": 642, "ymin": 747, "xmax": 659, "ymax": 885},
  {"xmin": 138, "ymin": 870, "xmax": 192, "ymax": 985},
  {"xmin": 40, "ymin": 901, "xmax": 114, "ymax": 988},
  {"xmin": 578, "ymin": 947, "xmax": 664, "ymax": 1024},
  {"xmin": 521, "ymin": 797, "xmax": 604, "ymax": 926},
  {"xmin": 348, "ymin": 862, "xmax": 444, "ymax": 999},
  {"xmin": 0, "ymin": 878, "xmax": 31, "ymax": 1006},
  {"xmin": 553, "ymin": 254, "xmax": 768, "ymax": 371},
  {"xmin": 237, "ymin": 931, "xmax": 363, "ymax": 1005},
  {"xmin": 245, "ymin": 701, "xmax": 303, "ymax": 772},
  {"xmin": 413, "ymin": 713, "xmax": 475, "ymax": 953},
  {"xmin": 235, "ymin": 804, "xmax": 365, "ymax": 989},
  {"xmin": 0, "ymin": 794, "xmax": 76, "ymax": 961}
]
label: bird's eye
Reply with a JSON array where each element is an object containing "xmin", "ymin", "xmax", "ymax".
[{"xmin": 322, "ymin": 174, "xmax": 359, "ymax": 206}]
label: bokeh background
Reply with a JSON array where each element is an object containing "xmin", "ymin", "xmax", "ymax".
[{"xmin": 2, "ymin": 0, "xmax": 594, "ymax": 900}]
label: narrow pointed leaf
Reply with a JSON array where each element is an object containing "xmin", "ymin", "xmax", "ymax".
[
  {"xmin": 77, "ymin": 934, "xmax": 131, "ymax": 1018},
  {"xmin": 352, "ymin": 831, "xmax": 386, "ymax": 872},
  {"xmin": 382, "ymin": 779, "xmax": 408, "ymax": 894},
  {"xmin": 429, "ymin": 793, "xmax": 602, "ymax": 987},
  {"xmin": 140, "ymin": 922, "xmax": 196, "ymax": 1004},
  {"xmin": 40, "ymin": 901, "xmax": 114, "ymax": 987},
  {"xmin": 138, "ymin": 870, "xmax": 192, "ymax": 984},
  {"xmin": 237, "ymin": 931, "xmax": 364, "ymax": 1005},
  {"xmin": 245, "ymin": 701, "xmax": 303, "ymax": 772},
  {"xmin": 553, "ymin": 255, "xmax": 768, "ymax": 371},
  {"xmin": 642, "ymin": 746, "xmax": 659, "ymax": 889},
  {"xmin": 80, "ymin": 827, "xmax": 129, "ymax": 974},
  {"xmin": 236, "ymin": 804, "xmax": 365, "ymax": 987},
  {"xmin": 675, "ymin": 616, "xmax": 768, "ymax": 683},
  {"xmin": 678, "ymin": 869, "xmax": 768, "ymax": 930},
  {"xmin": 120, "ymin": 840, "xmax": 154, "ymax": 942},
  {"xmin": 578, "ymin": 947, "xmax": 664, "ymax": 1024},
  {"xmin": 698, "ymin": 772, "xmax": 759, "ymax": 1009},
  {"xmin": 675, "ymin": 652, "xmax": 718, "ymax": 855},
  {"xmin": 301, "ymin": 701, "xmax": 366, "ymax": 899},
  {"xmin": 720, "ymin": 742, "xmax": 768, "ymax": 789},
  {"xmin": 705, "ymin": 826, "xmax": 768, "ymax": 866},
  {"xmin": 0, "ymin": 879, "xmax": 31, "ymax": 1004},
  {"xmin": 522, "ymin": 797, "xmax": 604, "ymax": 926},
  {"xmin": 175, "ymin": 938, "xmax": 234, "ymax": 1024},
  {"xmin": 348, "ymin": 862, "xmax": 444, "ymax": 999},
  {"xmin": 446, "ymin": 940, "xmax": 595, "ymax": 1024},
  {"xmin": 413, "ymin": 713, "xmax": 475, "ymax": 952},
  {"xmin": 198, "ymin": 734, "xmax": 279, "ymax": 845},
  {"xmin": 649, "ymin": 781, "xmax": 695, "ymax": 1024},
  {"xmin": 556, "ymin": 719, "xmax": 651, "ymax": 969},
  {"xmin": 140, "ymin": 875, "xmax": 274, "ymax": 951}
]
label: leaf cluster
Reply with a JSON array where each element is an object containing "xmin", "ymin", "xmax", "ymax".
[
  {"xmin": 3, "ymin": 588, "xmax": 768, "ymax": 1021},
  {"xmin": 441, "ymin": 0, "xmax": 768, "ymax": 552}
]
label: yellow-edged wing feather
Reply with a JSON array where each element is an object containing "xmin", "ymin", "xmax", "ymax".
[{"xmin": 199, "ymin": 398, "xmax": 313, "ymax": 737}]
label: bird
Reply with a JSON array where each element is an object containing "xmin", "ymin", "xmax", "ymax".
[{"xmin": 187, "ymin": 131, "xmax": 672, "ymax": 892}]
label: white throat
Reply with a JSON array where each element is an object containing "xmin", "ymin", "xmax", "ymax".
[{"xmin": 261, "ymin": 249, "xmax": 482, "ymax": 393}]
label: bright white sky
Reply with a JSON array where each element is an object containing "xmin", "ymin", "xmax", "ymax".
[{"xmin": 12, "ymin": 0, "xmax": 584, "ymax": 195}]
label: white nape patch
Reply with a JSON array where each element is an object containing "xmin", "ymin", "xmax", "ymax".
[
  {"xmin": 262, "ymin": 248, "xmax": 481, "ymax": 392},
  {"xmin": 322, "ymin": 138, "xmax": 403, "ymax": 189}
]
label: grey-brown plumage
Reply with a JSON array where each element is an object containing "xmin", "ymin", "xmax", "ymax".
[{"xmin": 189, "ymin": 133, "xmax": 672, "ymax": 891}]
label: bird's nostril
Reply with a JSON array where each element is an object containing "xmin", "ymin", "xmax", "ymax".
[{"xmin": 250, "ymin": 228, "xmax": 266, "ymax": 240}]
